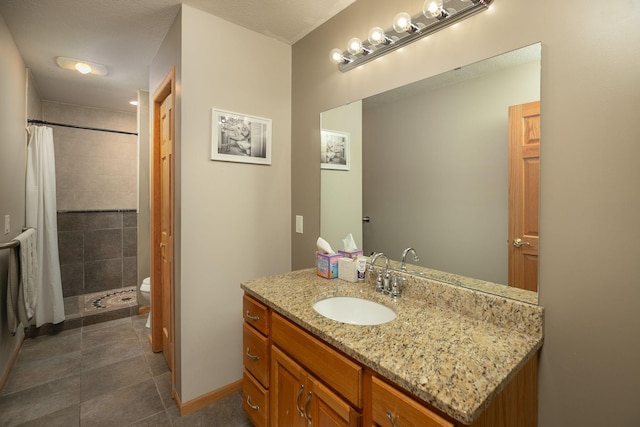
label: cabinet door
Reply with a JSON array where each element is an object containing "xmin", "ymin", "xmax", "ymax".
[
  {"xmin": 310, "ymin": 375, "xmax": 361, "ymax": 427},
  {"xmin": 271, "ymin": 346, "xmax": 308, "ymax": 427}
]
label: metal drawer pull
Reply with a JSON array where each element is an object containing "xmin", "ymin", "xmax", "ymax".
[
  {"xmin": 246, "ymin": 395, "xmax": 260, "ymax": 411},
  {"xmin": 245, "ymin": 348, "xmax": 259, "ymax": 360},
  {"xmin": 246, "ymin": 311, "xmax": 260, "ymax": 321},
  {"xmin": 386, "ymin": 411, "xmax": 399, "ymax": 427},
  {"xmin": 296, "ymin": 384, "xmax": 305, "ymax": 416},
  {"xmin": 304, "ymin": 391, "xmax": 313, "ymax": 425}
]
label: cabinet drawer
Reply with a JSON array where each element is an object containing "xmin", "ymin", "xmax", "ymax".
[
  {"xmin": 244, "ymin": 294, "xmax": 270, "ymax": 335},
  {"xmin": 271, "ymin": 311, "xmax": 362, "ymax": 409},
  {"xmin": 243, "ymin": 322, "xmax": 270, "ymax": 387},
  {"xmin": 371, "ymin": 376, "xmax": 454, "ymax": 427},
  {"xmin": 243, "ymin": 369, "xmax": 269, "ymax": 427}
]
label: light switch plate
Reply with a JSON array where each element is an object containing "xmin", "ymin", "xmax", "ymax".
[
  {"xmin": 295, "ymin": 215, "xmax": 303, "ymax": 234},
  {"xmin": 4, "ymin": 215, "xmax": 10, "ymax": 235}
]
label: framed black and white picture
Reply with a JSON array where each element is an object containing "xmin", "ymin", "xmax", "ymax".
[
  {"xmin": 320, "ymin": 129, "xmax": 350, "ymax": 170},
  {"xmin": 211, "ymin": 109, "xmax": 272, "ymax": 165}
]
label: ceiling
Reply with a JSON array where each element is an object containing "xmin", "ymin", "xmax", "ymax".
[{"xmin": 0, "ymin": 0, "xmax": 355, "ymax": 113}]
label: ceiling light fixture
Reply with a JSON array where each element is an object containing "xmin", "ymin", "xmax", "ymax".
[
  {"xmin": 74, "ymin": 62, "xmax": 92, "ymax": 74},
  {"xmin": 55, "ymin": 57, "xmax": 108, "ymax": 76},
  {"xmin": 329, "ymin": 0, "xmax": 494, "ymax": 72}
]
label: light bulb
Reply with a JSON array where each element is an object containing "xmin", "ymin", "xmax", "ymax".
[
  {"xmin": 368, "ymin": 27, "xmax": 386, "ymax": 46},
  {"xmin": 75, "ymin": 62, "xmax": 92, "ymax": 74},
  {"xmin": 423, "ymin": 0, "xmax": 450, "ymax": 19},
  {"xmin": 347, "ymin": 38, "xmax": 364, "ymax": 55},
  {"xmin": 329, "ymin": 48, "xmax": 345, "ymax": 64},
  {"xmin": 393, "ymin": 12, "xmax": 412, "ymax": 33}
]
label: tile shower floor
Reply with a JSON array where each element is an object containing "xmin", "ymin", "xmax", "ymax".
[
  {"xmin": 65, "ymin": 286, "xmax": 139, "ymax": 319},
  {"xmin": 0, "ymin": 314, "xmax": 253, "ymax": 426}
]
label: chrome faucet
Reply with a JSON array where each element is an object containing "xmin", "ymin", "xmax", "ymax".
[
  {"xmin": 400, "ymin": 247, "xmax": 419, "ymax": 271},
  {"xmin": 369, "ymin": 252, "xmax": 390, "ymax": 293}
]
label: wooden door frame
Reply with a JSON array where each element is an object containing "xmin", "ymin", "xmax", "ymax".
[{"xmin": 151, "ymin": 67, "xmax": 175, "ymax": 368}]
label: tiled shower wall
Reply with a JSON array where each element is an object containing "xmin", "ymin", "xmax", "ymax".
[
  {"xmin": 58, "ymin": 211, "xmax": 137, "ymax": 297},
  {"xmin": 42, "ymin": 101, "xmax": 139, "ymax": 298},
  {"xmin": 43, "ymin": 100, "xmax": 137, "ymax": 211}
]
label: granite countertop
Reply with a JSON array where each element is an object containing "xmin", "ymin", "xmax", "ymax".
[{"xmin": 241, "ymin": 268, "xmax": 544, "ymax": 425}]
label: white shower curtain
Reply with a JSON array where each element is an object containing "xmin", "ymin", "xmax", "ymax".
[{"xmin": 26, "ymin": 125, "xmax": 65, "ymax": 326}]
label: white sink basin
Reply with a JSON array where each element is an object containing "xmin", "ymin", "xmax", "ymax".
[{"xmin": 312, "ymin": 296, "xmax": 396, "ymax": 325}]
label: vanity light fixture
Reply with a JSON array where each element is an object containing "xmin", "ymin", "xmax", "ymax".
[{"xmin": 329, "ymin": 0, "xmax": 494, "ymax": 72}]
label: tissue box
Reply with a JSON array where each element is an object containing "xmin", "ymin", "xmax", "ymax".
[
  {"xmin": 338, "ymin": 250, "xmax": 364, "ymax": 259},
  {"xmin": 316, "ymin": 252, "xmax": 342, "ymax": 279},
  {"xmin": 338, "ymin": 258, "xmax": 358, "ymax": 282}
]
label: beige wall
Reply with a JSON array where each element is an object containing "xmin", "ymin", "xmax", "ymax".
[
  {"xmin": 292, "ymin": 0, "xmax": 640, "ymax": 425},
  {"xmin": 43, "ymin": 101, "xmax": 137, "ymax": 211},
  {"xmin": 0, "ymin": 13, "xmax": 27, "ymax": 386},
  {"xmin": 150, "ymin": 5, "xmax": 292, "ymax": 402}
]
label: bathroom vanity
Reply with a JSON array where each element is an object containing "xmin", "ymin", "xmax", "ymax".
[{"xmin": 241, "ymin": 269, "xmax": 543, "ymax": 426}]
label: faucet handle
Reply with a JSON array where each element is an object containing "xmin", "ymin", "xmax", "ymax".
[
  {"xmin": 375, "ymin": 270, "xmax": 384, "ymax": 293},
  {"xmin": 390, "ymin": 275, "xmax": 401, "ymax": 298},
  {"xmin": 383, "ymin": 271, "xmax": 391, "ymax": 294}
]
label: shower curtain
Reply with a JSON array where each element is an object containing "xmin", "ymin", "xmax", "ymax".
[{"xmin": 26, "ymin": 125, "xmax": 65, "ymax": 326}]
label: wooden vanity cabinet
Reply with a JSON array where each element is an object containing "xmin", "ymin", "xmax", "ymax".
[
  {"xmin": 272, "ymin": 345, "xmax": 360, "ymax": 427},
  {"xmin": 242, "ymin": 295, "xmax": 271, "ymax": 427},
  {"xmin": 242, "ymin": 292, "xmax": 538, "ymax": 427}
]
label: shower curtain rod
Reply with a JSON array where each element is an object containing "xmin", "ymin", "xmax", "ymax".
[{"xmin": 27, "ymin": 119, "xmax": 138, "ymax": 136}]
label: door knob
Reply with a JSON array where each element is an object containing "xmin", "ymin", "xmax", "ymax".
[
  {"xmin": 362, "ymin": 216, "xmax": 370, "ymax": 222},
  {"xmin": 513, "ymin": 238, "xmax": 530, "ymax": 248}
]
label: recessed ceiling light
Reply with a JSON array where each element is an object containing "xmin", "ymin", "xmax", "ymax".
[
  {"xmin": 55, "ymin": 56, "xmax": 108, "ymax": 76},
  {"xmin": 129, "ymin": 100, "xmax": 138, "ymax": 106}
]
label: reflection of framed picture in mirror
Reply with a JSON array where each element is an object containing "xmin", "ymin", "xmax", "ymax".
[
  {"xmin": 321, "ymin": 129, "xmax": 350, "ymax": 170},
  {"xmin": 211, "ymin": 108, "xmax": 271, "ymax": 165}
]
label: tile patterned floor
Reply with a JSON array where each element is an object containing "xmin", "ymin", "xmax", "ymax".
[
  {"xmin": 64, "ymin": 286, "xmax": 139, "ymax": 321},
  {"xmin": 0, "ymin": 314, "xmax": 253, "ymax": 427}
]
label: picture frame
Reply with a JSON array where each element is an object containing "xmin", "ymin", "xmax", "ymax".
[
  {"xmin": 211, "ymin": 108, "xmax": 272, "ymax": 165},
  {"xmin": 320, "ymin": 129, "xmax": 350, "ymax": 170}
]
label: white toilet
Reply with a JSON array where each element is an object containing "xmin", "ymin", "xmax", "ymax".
[{"xmin": 140, "ymin": 277, "xmax": 151, "ymax": 328}]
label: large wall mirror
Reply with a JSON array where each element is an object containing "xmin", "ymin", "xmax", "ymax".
[{"xmin": 321, "ymin": 43, "xmax": 541, "ymax": 304}]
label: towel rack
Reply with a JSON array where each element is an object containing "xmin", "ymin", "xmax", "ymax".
[
  {"xmin": 0, "ymin": 240, "xmax": 20, "ymax": 250},
  {"xmin": 0, "ymin": 228, "xmax": 34, "ymax": 250}
]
